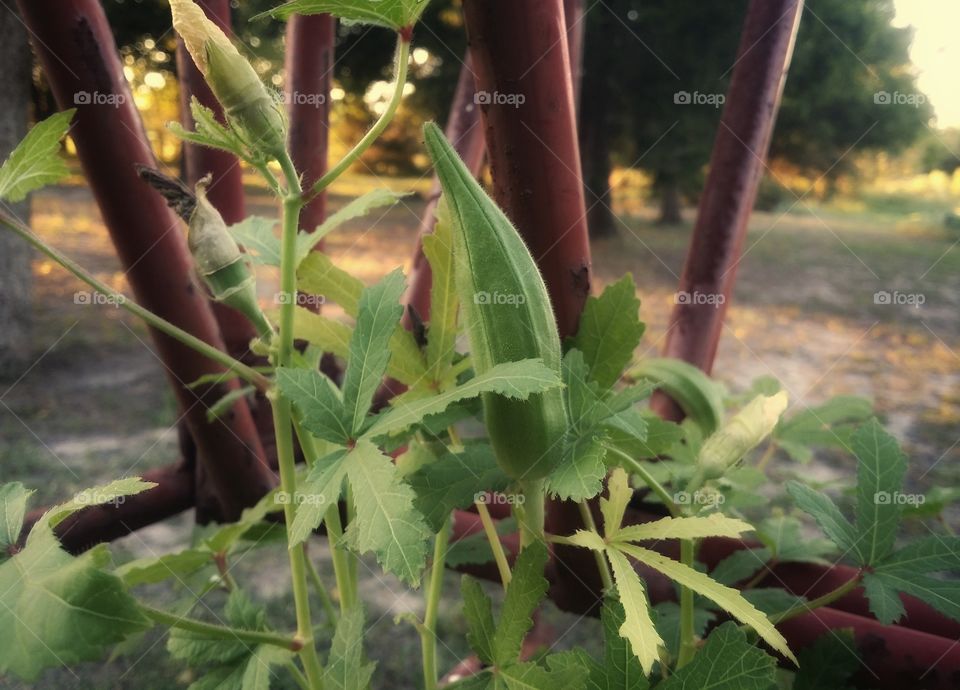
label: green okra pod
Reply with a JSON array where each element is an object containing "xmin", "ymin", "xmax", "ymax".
[{"xmin": 423, "ymin": 122, "xmax": 566, "ymax": 481}]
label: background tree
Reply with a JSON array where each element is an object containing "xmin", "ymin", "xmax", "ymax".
[{"xmin": 579, "ymin": 0, "xmax": 931, "ymax": 231}]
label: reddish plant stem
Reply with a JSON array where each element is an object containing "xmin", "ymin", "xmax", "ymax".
[
  {"xmin": 462, "ymin": 0, "xmax": 592, "ymax": 339},
  {"xmin": 17, "ymin": 0, "xmax": 276, "ymax": 520},
  {"xmin": 285, "ymin": 13, "xmax": 335, "ymax": 240},
  {"xmin": 563, "ymin": 0, "xmax": 585, "ymax": 110},
  {"xmin": 651, "ymin": 0, "xmax": 804, "ymax": 419}
]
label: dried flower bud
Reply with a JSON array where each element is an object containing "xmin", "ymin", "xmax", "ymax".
[
  {"xmin": 170, "ymin": 0, "xmax": 286, "ymax": 157},
  {"xmin": 188, "ymin": 178, "xmax": 271, "ymax": 337},
  {"xmin": 695, "ymin": 391, "xmax": 788, "ymax": 483}
]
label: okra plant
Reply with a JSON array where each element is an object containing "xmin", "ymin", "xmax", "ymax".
[{"xmin": 0, "ymin": 1, "xmax": 957, "ymax": 688}]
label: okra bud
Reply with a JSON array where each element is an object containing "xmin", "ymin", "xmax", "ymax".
[
  {"xmin": 693, "ymin": 391, "xmax": 788, "ymax": 486},
  {"xmin": 170, "ymin": 0, "xmax": 286, "ymax": 157},
  {"xmin": 423, "ymin": 123, "xmax": 566, "ymax": 481},
  {"xmin": 188, "ymin": 178, "xmax": 272, "ymax": 337}
]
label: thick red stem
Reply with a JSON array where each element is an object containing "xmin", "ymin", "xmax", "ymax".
[
  {"xmin": 23, "ymin": 462, "xmax": 195, "ymax": 552},
  {"xmin": 652, "ymin": 0, "xmax": 804, "ymax": 418},
  {"xmin": 285, "ymin": 14, "xmax": 335, "ymax": 238}
]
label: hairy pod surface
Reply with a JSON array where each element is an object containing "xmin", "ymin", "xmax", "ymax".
[{"xmin": 423, "ymin": 123, "xmax": 565, "ymax": 480}]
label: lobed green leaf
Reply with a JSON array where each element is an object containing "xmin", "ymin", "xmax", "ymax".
[{"xmin": 0, "ymin": 109, "xmax": 74, "ymax": 203}]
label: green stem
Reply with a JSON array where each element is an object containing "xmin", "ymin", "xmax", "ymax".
[
  {"xmin": 304, "ymin": 36, "xmax": 410, "ymax": 202},
  {"xmin": 305, "ymin": 554, "xmax": 339, "ymax": 629},
  {"xmin": 421, "ymin": 515, "xmax": 451, "ymax": 690},
  {"xmin": 676, "ymin": 539, "xmax": 697, "ymax": 669},
  {"xmin": 606, "ymin": 445, "xmax": 680, "ymax": 517},
  {"xmin": 345, "ymin": 483, "xmax": 359, "ymax": 589},
  {"xmin": 285, "ymin": 661, "xmax": 311, "ymax": 690},
  {"xmin": 325, "ymin": 504, "xmax": 357, "ymax": 611},
  {"xmin": 577, "ymin": 501, "xmax": 613, "ymax": 592},
  {"xmin": 274, "ymin": 154, "xmax": 325, "ymax": 689},
  {"xmin": 475, "ymin": 500, "xmax": 512, "ymax": 588},
  {"xmin": 292, "ymin": 416, "xmax": 356, "ymax": 612},
  {"xmin": 517, "ymin": 479, "xmax": 546, "ymax": 550},
  {"xmin": 767, "ymin": 573, "xmax": 862, "ymax": 625},
  {"xmin": 0, "ymin": 213, "xmax": 270, "ymax": 391},
  {"xmin": 141, "ymin": 605, "xmax": 300, "ymax": 650},
  {"xmin": 271, "ymin": 400, "xmax": 325, "ymax": 687}
]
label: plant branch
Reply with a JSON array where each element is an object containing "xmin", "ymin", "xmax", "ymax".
[
  {"xmin": 767, "ymin": 573, "xmax": 863, "ymax": 625},
  {"xmin": 292, "ymin": 415, "xmax": 357, "ymax": 612},
  {"xmin": 0, "ymin": 213, "xmax": 270, "ymax": 391},
  {"xmin": 676, "ymin": 539, "xmax": 697, "ymax": 668},
  {"xmin": 304, "ymin": 36, "xmax": 410, "ymax": 202},
  {"xmin": 274, "ymin": 153, "xmax": 325, "ymax": 688},
  {"xmin": 606, "ymin": 445, "xmax": 680, "ymax": 517},
  {"xmin": 421, "ymin": 515, "xmax": 451, "ymax": 690},
  {"xmin": 141, "ymin": 605, "xmax": 301, "ymax": 651},
  {"xmin": 577, "ymin": 501, "xmax": 613, "ymax": 592},
  {"xmin": 475, "ymin": 500, "xmax": 512, "ymax": 588}
]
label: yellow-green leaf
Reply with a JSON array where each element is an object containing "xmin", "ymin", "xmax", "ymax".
[
  {"xmin": 422, "ymin": 201, "xmax": 459, "ymax": 385},
  {"xmin": 607, "ymin": 548, "xmax": 662, "ymax": 675},
  {"xmin": 601, "ymin": 467, "xmax": 633, "ymax": 541},
  {"xmin": 614, "ymin": 514, "xmax": 754, "ymax": 544},
  {"xmin": 614, "ymin": 543, "xmax": 796, "ymax": 664}
]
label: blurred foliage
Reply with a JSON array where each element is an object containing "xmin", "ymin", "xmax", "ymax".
[
  {"xmin": 582, "ymin": 0, "xmax": 932, "ymax": 215},
  {"xmin": 73, "ymin": 1, "xmax": 933, "ymax": 189}
]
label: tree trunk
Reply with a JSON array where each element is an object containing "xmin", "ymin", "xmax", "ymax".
[
  {"xmin": 657, "ymin": 181, "xmax": 683, "ymax": 225},
  {"xmin": 0, "ymin": 8, "xmax": 33, "ymax": 378},
  {"xmin": 580, "ymin": 104, "xmax": 616, "ymax": 238}
]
